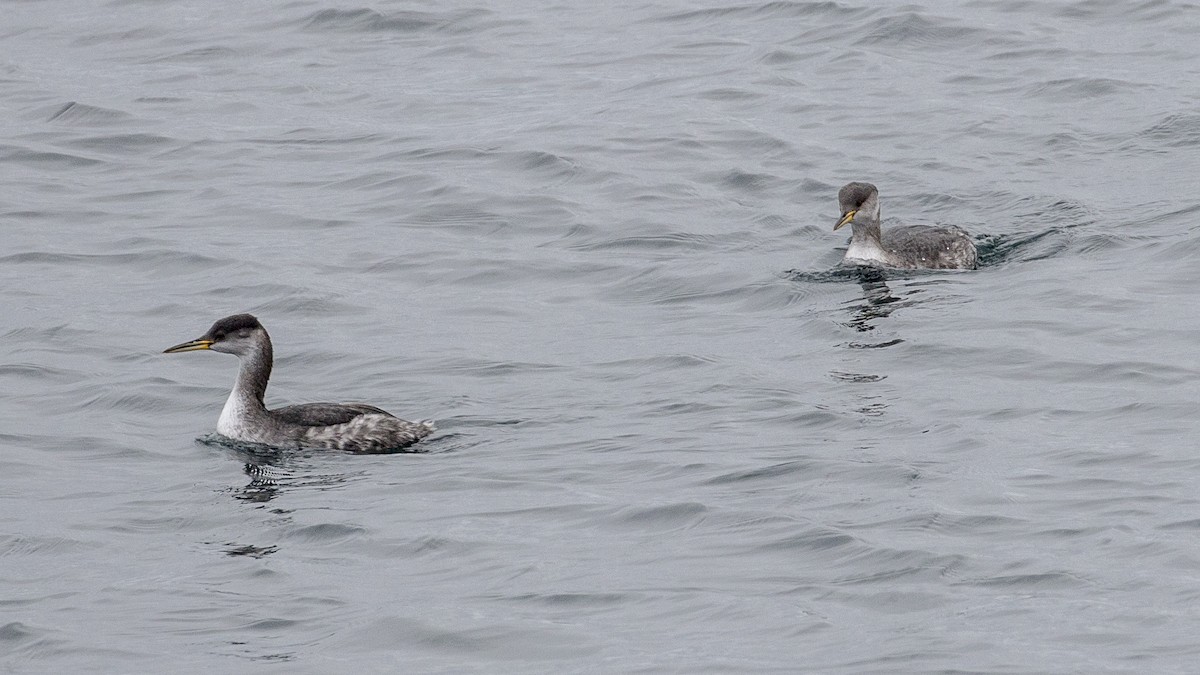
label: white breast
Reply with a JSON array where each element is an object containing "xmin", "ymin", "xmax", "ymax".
[
  {"xmin": 843, "ymin": 241, "xmax": 891, "ymax": 266},
  {"xmin": 217, "ymin": 388, "xmax": 252, "ymax": 440}
]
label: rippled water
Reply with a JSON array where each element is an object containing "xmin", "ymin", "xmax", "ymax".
[{"xmin": 4, "ymin": 0, "xmax": 1200, "ymax": 672}]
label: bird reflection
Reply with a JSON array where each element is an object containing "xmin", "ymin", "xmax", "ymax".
[
  {"xmin": 198, "ymin": 435, "xmax": 297, "ymax": 504},
  {"xmin": 843, "ymin": 266, "xmax": 907, "ymax": 336},
  {"xmin": 237, "ymin": 462, "xmax": 282, "ymax": 503}
]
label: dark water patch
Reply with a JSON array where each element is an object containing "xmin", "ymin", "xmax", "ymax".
[
  {"xmin": 569, "ymin": 231, "xmax": 721, "ymax": 252},
  {"xmin": 192, "ymin": 281, "xmax": 316, "ymax": 302},
  {"xmin": 829, "ymin": 546, "xmax": 968, "ymax": 581},
  {"xmin": 1041, "ymin": 131, "xmax": 1086, "ymax": 151},
  {"xmin": 250, "ymin": 294, "xmax": 365, "ymax": 317},
  {"xmin": 284, "ymin": 523, "xmax": 367, "ymax": 544},
  {"xmin": 223, "ymin": 543, "xmax": 278, "ymax": 558},
  {"xmin": 1144, "ymin": 200, "xmax": 1200, "ymax": 225},
  {"xmin": 710, "ymin": 168, "xmax": 784, "ymax": 194},
  {"xmin": 648, "ymin": 1, "xmax": 868, "ymax": 24},
  {"xmin": 909, "ymin": 513, "xmax": 1031, "ymax": 536},
  {"xmin": 1155, "ymin": 227, "xmax": 1200, "ymax": 261},
  {"xmin": 1134, "ymin": 112, "xmax": 1200, "ymax": 148},
  {"xmin": 984, "ymin": 46, "xmax": 1075, "ymax": 61},
  {"xmin": 975, "ymin": 229, "xmax": 1072, "ymax": 266},
  {"xmin": 421, "ymin": 358, "xmax": 564, "ymax": 378},
  {"xmin": 958, "ymin": 571, "xmax": 1087, "ymax": 589},
  {"xmin": 494, "ymin": 591, "xmax": 633, "ymax": 607},
  {"xmin": 143, "ymin": 46, "xmax": 241, "ymax": 63},
  {"xmin": 906, "ymin": 191, "xmax": 974, "ymax": 211},
  {"xmin": 845, "ymin": 338, "xmax": 904, "ymax": 349},
  {"xmin": 200, "ymin": 435, "xmax": 306, "ymax": 467},
  {"xmin": 301, "ymin": 8, "xmax": 438, "ymax": 33},
  {"xmin": 755, "ymin": 525, "xmax": 858, "ymax": 553},
  {"xmin": 705, "ymin": 460, "xmax": 816, "ymax": 485},
  {"xmin": 0, "ymin": 621, "xmax": 41, "ymax": 643},
  {"xmin": 1055, "ymin": 0, "xmax": 1190, "ymax": 21},
  {"xmin": 243, "ymin": 618, "xmax": 301, "ymax": 632},
  {"xmin": 405, "ymin": 204, "xmax": 511, "ymax": 232},
  {"xmin": 0, "ymin": 535, "xmax": 89, "ymax": 558},
  {"xmin": 609, "ymin": 502, "xmax": 708, "ymax": 532},
  {"xmin": 705, "ymin": 127, "xmax": 792, "ymax": 156},
  {"xmin": 1, "ymin": 209, "xmax": 111, "ymax": 221},
  {"xmin": 108, "ymin": 513, "xmax": 204, "ymax": 535},
  {"xmin": 649, "ymin": 279, "xmax": 768, "ymax": 307},
  {"xmin": 829, "ymin": 563, "xmax": 958, "ymax": 587},
  {"xmin": 45, "ymin": 101, "xmax": 136, "ymax": 126},
  {"xmin": 1011, "ymin": 359, "xmax": 1196, "ymax": 386},
  {"xmin": 321, "ymin": 170, "xmax": 437, "ymax": 193},
  {"xmin": 783, "ymin": 266, "xmax": 880, "ymax": 284},
  {"xmin": 858, "ymin": 11, "xmax": 990, "ymax": 50},
  {"xmin": 785, "ymin": 264, "xmax": 971, "ymax": 288},
  {"xmin": 379, "ymin": 535, "xmax": 479, "ymax": 558},
  {"xmin": 70, "ymin": 28, "xmax": 165, "ymax": 47},
  {"xmin": 0, "ymin": 249, "xmax": 228, "ymax": 271},
  {"xmin": 296, "ymin": 7, "xmax": 506, "ymax": 36},
  {"xmin": 399, "ymin": 146, "xmax": 492, "ymax": 162},
  {"xmin": 763, "ymin": 408, "xmax": 852, "ymax": 428},
  {"xmin": 694, "ymin": 87, "xmax": 766, "ymax": 102},
  {"xmin": 1074, "ymin": 231, "xmax": 1133, "ymax": 255},
  {"xmin": 594, "ymin": 354, "xmax": 717, "ymax": 371},
  {"xmin": 63, "ymin": 133, "xmax": 179, "ymax": 155},
  {"xmin": 133, "ymin": 96, "xmax": 190, "ymax": 104},
  {"xmin": 493, "ymin": 149, "xmax": 586, "ymax": 184},
  {"xmin": 639, "ymin": 397, "xmax": 724, "ymax": 418},
  {"xmin": 2, "ymin": 324, "xmax": 93, "ymax": 347},
  {"xmin": 676, "ymin": 39, "xmax": 753, "ymax": 53},
  {"xmin": 92, "ymin": 188, "xmax": 189, "ymax": 203},
  {"xmin": 335, "ymin": 616, "xmax": 594, "ymax": 659},
  {"xmin": 78, "ymin": 389, "xmax": 178, "ymax": 416},
  {"xmin": 1025, "ymin": 77, "xmax": 1145, "ymax": 101},
  {"xmin": 601, "ymin": 266, "xmax": 802, "ymax": 308},
  {"xmin": 759, "ymin": 48, "xmax": 820, "ymax": 65},
  {"xmin": 248, "ymin": 130, "xmax": 390, "ymax": 146},
  {"xmin": 0, "ymin": 363, "xmax": 85, "ymax": 384},
  {"xmin": 0, "ymin": 145, "xmax": 104, "ymax": 169},
  {"xmin": 1159, "ymin": 518, "xmax": 1200, "ymax": 531},
  {"xmin": 829, "ymin": 371, "xmax": 885, "ymax": 383}
]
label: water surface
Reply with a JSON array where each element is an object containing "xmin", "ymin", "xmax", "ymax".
[{"xmin": 4, "ymin": 0, "xmax": 1200, "ymax": 672}]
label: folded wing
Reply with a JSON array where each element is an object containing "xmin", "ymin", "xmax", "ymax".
[{"xmin": 272, "ymin": 402, "xmax": 394, "ymax": 427}]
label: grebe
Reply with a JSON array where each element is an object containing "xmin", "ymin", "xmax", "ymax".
[
  {"xmin": 164, "ymin": 314, "xmax": 433, "ymax": 453},
  {"xmin": 834, "ymin": 182, "xmax": 978, "ymax": 270}
]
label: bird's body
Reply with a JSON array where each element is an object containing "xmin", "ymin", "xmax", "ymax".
[
  {"xmin": 165, "ymin": 314, "xmax": 433, "ymax": 453},
  {"xmin": 834, "ymin": 182, "xmax": 977, "ymax": 270}
]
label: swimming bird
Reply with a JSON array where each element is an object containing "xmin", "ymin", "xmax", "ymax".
[
  {"xmin": 834, "ymin": 182, "xmax": 978, "ymax": 269},
  {"xmin": 164, "ymin": 314, "xmax": 433, "ymax": 453}
]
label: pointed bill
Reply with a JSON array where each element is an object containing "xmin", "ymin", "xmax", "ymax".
[{"xmin": 163, "ymin": 338, "xmax": 214, "ymax": 354}]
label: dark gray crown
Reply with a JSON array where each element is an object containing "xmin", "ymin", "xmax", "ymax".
[
  {"xmin": 205, "ymin": 313, "xmax": 263, "ymax": 340},
  {"xmin": 837, "ymin": 182, "xmax": 878, "ymax": 210}
]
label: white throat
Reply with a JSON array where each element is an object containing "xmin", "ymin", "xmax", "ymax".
[
  {"xmin": 843, "ymin": 239, "xmax": 890, "ymax": 265},
  {"xmin": 217, "ymin": 381, "xmax": 253, "ymax": 439}
]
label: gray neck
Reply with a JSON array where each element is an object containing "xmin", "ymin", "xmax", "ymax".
[
  {"xmin": 849, "ymin": 218, "xmax": 883, "ymax": 247},
  {"xmin": 233, "ymin": 335, "xmax": 272, "ymax": 414}
]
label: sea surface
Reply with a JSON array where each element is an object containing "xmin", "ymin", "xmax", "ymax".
[{"xmin": 3, "ymin": 0, "xmax": 1200, "ymax": 672}]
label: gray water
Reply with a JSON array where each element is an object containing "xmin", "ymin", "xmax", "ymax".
[{"xmin": 4, "ymin": 0, "xmax": 1200, "ymax": 672}]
